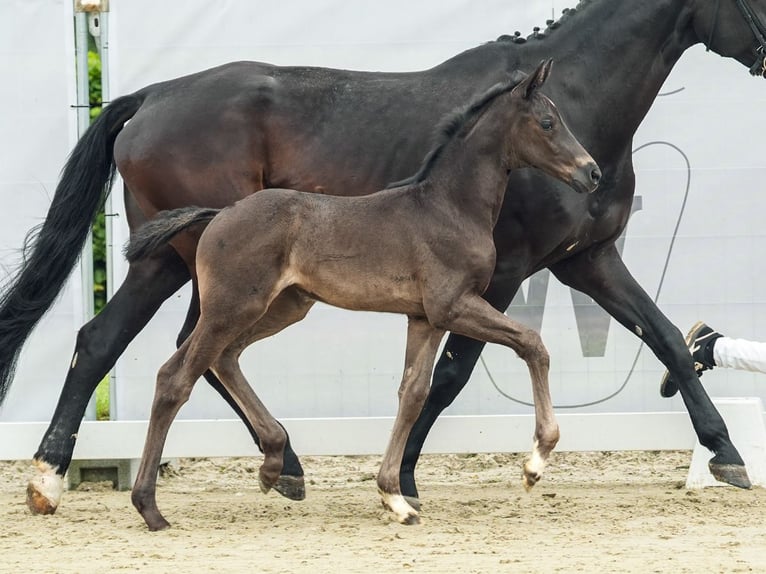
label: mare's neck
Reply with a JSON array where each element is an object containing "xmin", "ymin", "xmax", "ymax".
[{"xmin": 500, "ymin": 0, "xmax": 698, "ymax": 157}]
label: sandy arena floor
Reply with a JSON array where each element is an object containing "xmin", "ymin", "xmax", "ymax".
[{"xmin": 1, "ymin": 451, "xmax": 765, "ymax": 573}]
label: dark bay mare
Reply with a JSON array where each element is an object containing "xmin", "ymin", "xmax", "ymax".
[
  {"xmin": 124, "ymin": 62, "xmax": 601, "ymax": 529},
  {"xmin": 3, "ymin": 0, "xmax": 766, "ymax": 515}
]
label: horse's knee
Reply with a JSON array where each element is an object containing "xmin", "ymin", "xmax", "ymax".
[
  {"xmin": 516, "ymin": 329, "xmax": 550, "ymax": 369},
  {"xmin": 536, "ymin": 423, "xmax": 560, "ymax": 454}
]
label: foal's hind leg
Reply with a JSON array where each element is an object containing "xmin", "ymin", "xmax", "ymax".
[
  {"xmin": 433, "ymin": 294, "xmax": 559, "ymax": 490},
  {"xmin": 209, "ymin": 288, "xmax": 315, "ymax": 495},
  {"xmin": 210, "ymin": 350, "xmax": 287, "ymax": 496},
  {"xmin": 378, "ymin": 316, "xmax": 445, "ymax": 524},
  {"xmin": 177, "ymin": 281, "xmax": 306, "ymax": 501},
  {"xmin": 132, "ymin": 289, "xmax": 314, "ymax": 530},
  {"xmin": 131, "ymin": 336, "xmax": 213, "ymax": 531}
]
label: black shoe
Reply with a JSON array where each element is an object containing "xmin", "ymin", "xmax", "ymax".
[{"xmin": 660, "ymin": 321, "xmax": 723, "ymax": 397}]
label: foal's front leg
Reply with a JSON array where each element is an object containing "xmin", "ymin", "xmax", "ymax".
[
  {"xmin": 437, "ymin": 293, "xmax": 559, "ymax": 489},
  {"xmin": 378, "ymin": 316, "xmax": 445, "ymax": 524}
]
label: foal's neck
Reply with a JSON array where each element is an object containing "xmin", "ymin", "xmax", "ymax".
[{"xmin": 422, "ymin": 99, "xmax": 515, "ymax": 229}]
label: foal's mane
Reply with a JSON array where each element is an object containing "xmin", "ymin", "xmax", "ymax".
[
  {"xmin": 385, "ymin": 77, "xmax": 524, "ymax": 189},
  {"xmin": 496, "ymin": 0, "xmax": 592, "ymax": 44}
]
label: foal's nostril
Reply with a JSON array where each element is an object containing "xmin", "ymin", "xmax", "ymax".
[{"xmin": 590, "ymin": 166, "xmax": 602, "ymax": 185}]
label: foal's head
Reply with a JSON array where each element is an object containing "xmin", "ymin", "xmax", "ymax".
[{"xmin": 506, "ymin": 59, "xmax": 601, "ymax": 194}]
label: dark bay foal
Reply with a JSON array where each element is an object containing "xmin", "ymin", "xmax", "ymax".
[{"xmin": 126, "ymin": 60, "xmax": 600, "ymax": 529}]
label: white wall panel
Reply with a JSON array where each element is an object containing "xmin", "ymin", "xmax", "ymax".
[{"xmin": 0, "ymin": 0, "xmax": 84, "ymax": 422}]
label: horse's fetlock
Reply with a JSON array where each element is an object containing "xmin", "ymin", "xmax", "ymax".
[{"xmin": 537, "ymin": 424, "xmax": 560, "ymax": 451}]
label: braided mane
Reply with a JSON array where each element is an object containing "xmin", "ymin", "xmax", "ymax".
[{"xmin": 495, "ymin": 0, "xmax": 593, "ymax": 44}]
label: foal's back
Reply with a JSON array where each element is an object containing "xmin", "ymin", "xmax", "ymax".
[{"xmin": 196, "ymin": 185, "xmax": 486, "ymax": 316}]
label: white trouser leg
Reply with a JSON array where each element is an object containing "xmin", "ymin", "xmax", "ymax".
[{"xmin": 713, "ymin": 337, "xmax": 766, "ymax": 374}]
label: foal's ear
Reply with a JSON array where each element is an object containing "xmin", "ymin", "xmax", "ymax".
[{"xmin": 514, "ymin": 59, "xmax": 554, "ymax": 99}]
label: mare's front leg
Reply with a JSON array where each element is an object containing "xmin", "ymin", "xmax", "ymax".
[
  {"xmin": 378, "ymin": 316, "xmax": 445, "ymax": 524},
  {"xmin": 551, "ymin": 244, "xmax": 750, "ymax": 488},
  {"xmin": 433, "ymin": 294, "xmax": 560, "ymax": 491},
  {"xmin": 27, "ymin": 245, "xmax": 190, "ymax": 515}
]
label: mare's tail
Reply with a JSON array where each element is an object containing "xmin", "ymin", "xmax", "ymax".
[
  {"xmin": 124, "ymin": 206, "xmax": 221, "ymax": 263},
  {"xmin": 0, "ymin": 94, "xmax": 145, "ymax": 405}
]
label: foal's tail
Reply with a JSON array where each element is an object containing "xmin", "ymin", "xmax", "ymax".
[
  {"xmin": 0, "ymin": 94, "xmax": 145, "ymax": 405},
  {"xmin": 125, "ymin": 206, "xmax": 221, "ymax": 263}
]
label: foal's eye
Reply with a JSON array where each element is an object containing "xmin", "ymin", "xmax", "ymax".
[{"xmin": 540, "ymin": 118, "xmax": 554, "ymax": 131}]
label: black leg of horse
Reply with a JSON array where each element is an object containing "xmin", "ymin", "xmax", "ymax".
[
  {"xmin": 176, "ymin": 282, "xmax": 305, "ymax": 501},
  {"xmin": 399, "ymin": 267, "xmax": 522, "ymax": 507},
  {"xmin": 550, "ymin": 244, "xmax": 750, "ymax": 489},
  {"xmin": 27, "ymin": 245, "xmax": 192, "ymax": 514}
]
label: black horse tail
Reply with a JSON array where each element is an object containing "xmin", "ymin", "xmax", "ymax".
[
  {"xmin": 124, "ymin": 206, "xmax": 221, "ymax": 264},
  {"xmin": 0, "ymin": 94, "xmax": 145, "ymax": 405}
]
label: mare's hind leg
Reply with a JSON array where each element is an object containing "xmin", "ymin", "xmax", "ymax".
[
  {"xmin": 27, "ymin": 243, "xmax": 190, "ymax": 515},
  {"xmin": 177, "ymin": 282, "xmax": 305, "ymax": 501},
  {"xmin": 432, "ymin": 293, "xmax": 559, "ymax": 490},
  {"xmin": 378, "ymin": 316, "xmax": 445, "ymax": 524}
]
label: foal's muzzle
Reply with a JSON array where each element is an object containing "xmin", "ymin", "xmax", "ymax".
[{"xmin": 572, "ymin": 161, "xmax": 602, "ymax": 194}]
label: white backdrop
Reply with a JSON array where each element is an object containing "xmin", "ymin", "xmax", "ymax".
[
  {"xmin": 0, "ymin": 0, "xmax": 84, "ymax": 422},
  {"xmin": 105, "ymin": 0, "xmax": 766, "ymax": 425}
]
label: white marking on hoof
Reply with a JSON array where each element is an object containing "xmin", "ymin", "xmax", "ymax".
[
  {"xmin": 27, "ymin": 460, "xmax": 64, "ymax": 515},
  {"xmin": 379, "ymin": 490, "xmax": 419, "ymax": 524},
  {"xmin": 523, "ymin": 440, "xmax": 547, "ymax": 491}
]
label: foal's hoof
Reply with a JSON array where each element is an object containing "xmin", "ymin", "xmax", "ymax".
[
  {"xmin": 145, "ymin": 515, "xmax": 172, "ymax": 532},
  {"xmin": 400, "ymin": 511, "xmax": 421, "ymax": 526},
  {"xmin": 258, "ymin": 477, "xmax": 273, "ymax": 494},
  {"xmin": 273, "ymin": 475, "xmax": 306, "ymax": 501},
  {"xmin": 709, "ymin": 461, "xmax": 752, "ymax": 489},
  {"xmin": 522, "ymin": 463, "xmax": 542, "ymax": 491},
  {"xmin": 379, "ymin": 490, "xmax": 421, "ymax": 525}
]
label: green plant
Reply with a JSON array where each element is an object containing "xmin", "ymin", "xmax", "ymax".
[
  {"xmin": 89, "ymin": 49, "xmax": 109, "ymax": 419},
  {"xmin": 88, "ymin": 50, "xmax": 107, "ymax": 314}
]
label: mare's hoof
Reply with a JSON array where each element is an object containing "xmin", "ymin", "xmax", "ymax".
[
  {"xmin": 659, "ymin": 372, "xmax": 678, "ymax": 398},
  {"xmin": 26, "ymin": 483, "xmax": 57, "ymax": 515},
  {"xmin": 708, "ymin": 462, "xmax": 752, "ymax": 489},
  {"xmin": 403, "ymin": 495, "xmax": 421, "ymax": 512},
  {"xmin": 272, "ymin": 475, "xmax": 306, "ymax": 501},
  {"xmin": 26, "ymin": 460, "xmax": 64, "ymax": 515}
]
